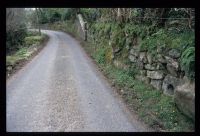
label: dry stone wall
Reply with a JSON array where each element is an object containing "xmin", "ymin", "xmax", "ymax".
[
  {"xmin": 126, "ymin": 38, "xmax": 195, "ymax": 120},
  {"xmin": 128, "ymin": 43, "xmax": 184, "ymax": 96},
  {"xmin": 83, "ymin": 15, "xmax": 195, "ymax": 120}
]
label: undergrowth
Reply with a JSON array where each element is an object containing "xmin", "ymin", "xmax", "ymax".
[{"xmin": 82, "ymin": 32, "xmax": 194, "ymax": 132}]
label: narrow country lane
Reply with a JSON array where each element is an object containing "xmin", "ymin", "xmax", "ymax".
[{"xmin": 6, "ymin": 30, "xmax": 149, "ymax": 132}]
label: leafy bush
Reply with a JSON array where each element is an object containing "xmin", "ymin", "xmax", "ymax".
[
  {"xmin": 110, "ymin": 24, "xmax": 125, "ymax": 49},
  {"xmin": 105, "ymin": 46, "xmax": 113, "ymax": 63},
  {"xmin": 6, "ymin": 24, "xmax": 27, "ymax": 53},
  {"xmin": 94, "ymin": 48, "xmax": 106, "ymax": 64},
  {"xmin": 140, "ymin": 29, "xmax": 168, "ymax": 53},
  {"xmin": 61, "ymin": 8, "xmax": 76, "ymax": 21},
  {"xmin": 141, "ymin": 29, "xmax": 194, "ymax": 55},
  {"xmin": 80, "ymin": 8, "xmax": 99, "ymax": 23},
  {"xmin": 180, "ymin": 47, "xmax": 195, "ymax": 80}
]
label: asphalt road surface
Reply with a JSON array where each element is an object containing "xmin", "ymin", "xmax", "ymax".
[{"xmin": 6, "ymin": 30, "xmax": 149, "ymax": 132}]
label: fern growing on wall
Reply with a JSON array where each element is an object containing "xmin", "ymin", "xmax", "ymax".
[{"xmin": 180, "ymin": 47, "xmax": 195, "ymax": 80}]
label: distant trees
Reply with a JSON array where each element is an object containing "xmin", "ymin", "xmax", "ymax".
[
  {"xmin": 26, "ymin": 8, "xmax": 194, "ymax": 31},
  {"xmin": 27, "ymin": 8, "xmax": 78, "ymax": 26}
]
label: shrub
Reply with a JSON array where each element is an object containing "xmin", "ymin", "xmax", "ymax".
[
  {"xmin": 94, "ymin": 48, "xmax": 106, "ymax": 64},
  {"xmin": 6, "ymin": 25, "xmax": 27, "ymax": 53},
  {"xmin": 110, "ymin": 24, "xmax": 125, "ymax": 50},
  {"xmin": 140, "ymin": 29, "xmax": 194, "ymax": 55},
  {"xmin": 180, "ymin": 47, "xmax": 195, "ymax": 80},
  {"xmin": 105, "ymin": 46, "xmax": 113, "ymax": 63}
]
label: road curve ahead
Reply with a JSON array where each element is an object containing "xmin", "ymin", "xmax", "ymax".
[{"xmin": 7, "ymin": 30, "xmax": 148, "ymax": 132}]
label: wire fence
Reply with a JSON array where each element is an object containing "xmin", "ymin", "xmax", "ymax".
[
  {"xmin": 129, "ymin": 17, "xmax": 192, "ymax": 20},
  {"xmin": 85, "ymin": 16, "xmax": 194, "ymax": 25}
]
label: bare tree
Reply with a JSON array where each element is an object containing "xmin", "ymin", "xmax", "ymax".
[
  {"xmin": 35, "ymin": 8, "xmax": 41, "ymax": 35},
  {"xmin": 6, "ymin": 8, "xmax": 26, "ymax": 32}
]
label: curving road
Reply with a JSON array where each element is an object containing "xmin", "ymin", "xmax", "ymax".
[{"xmin": 6, "ymin": 30, "xmax": 149, "ymax": 132}]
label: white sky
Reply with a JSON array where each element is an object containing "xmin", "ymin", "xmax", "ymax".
[{"xmin": 25, "ymin": 8, "xmax": 35, "ymax": 10}]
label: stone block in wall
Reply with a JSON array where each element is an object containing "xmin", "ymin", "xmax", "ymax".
[
  {"xmin": 147, "ymin": 70, "xmax": 164, "ymax": 80},
  {"xmin": 168, "ymin": 49, "xmax": 181, "ymax": 59},
  {"xmin": 156, "ymin": 54, "xmax": 167, "ymax": 64},
  {"xmin": 135, "ymin": 75, "xmax": 150, "ymax": 84},
  {"xmin": 147, "ymin": 54, "xmax": 155, "ymax": 64},
  {"xmin": 139, "ymin": 52, "xmax": 148, "ymax": 63},
  {"xmin": 156, "ymin": 63, "xmax": 165, "ymax": 70},
  {"xmin": 162, "ymin": 75, "xmax": 180, "ymax": 96},
  {"xmin": 136, "ymin": 61, "xmax": 144, "ymax": 69},
  {"xmin": 165, "ymin": 56, "xmax": 179, "ymax": 70},
  {"xmin": 145, "ymin": 64, "xmax": 157, "ymax": 71},
  {"xmin": 130, "ymin": 48, "xmax": 139, "ymax": 57},
  {"xmin": 139, "ymin": 70, "xmax": 146, "ymax": 76},
  {"xmin": 165, "ymin": 56, "xmax": 179, "ymax": 77},
  {"xmin": 129, "ymin": 55, "xmax": 137, "ymax": 63},
  {"xmin": 174, "ymin": 81, "xmax": 195, "ymax": 121},
  {"xmin": 150, "ymin": 79, "xmax": 163, "ymax": 90}
]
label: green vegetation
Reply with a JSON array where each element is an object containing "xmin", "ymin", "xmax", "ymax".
[
  {"xmin": 6, "ymin": 47, "xmax": 31, "ymax": 67},
  {"xmin": 141, "ymin": 29, "xmax": 194, "ymax": 52},
  {"xmin": 180, "ymin": 47, "xmax": 195, "ymax": 80},
  {"xmin": 6, "ymin": 25, "xmax": 27, "ymax": 52},
  {"xmin": 83, "ymin": 40, "xmax": 194, "ymax": 131},
  {"xmin": 6, "ymin": 31, "xmax": 47, "ymax": 74}
]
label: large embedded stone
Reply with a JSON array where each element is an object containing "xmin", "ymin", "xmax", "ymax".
[
  {"xmin": 147, "ymin": 70, "xmax": 164, "ymax": 79},
  {"xmin": 129, "ymin": 55, "xmax": 137, "ymax": 63},
  {"xmin": 168, "ymin": 49, "xmax": 181, "ymax": 59},
  {"xmin": 174, "ymin": 81, "xmax": 195, "ymax": 121},
  {"xmin": 139, "ymin": 52, "xmax": 148, "ymax": 63},
  {"xmin": 162, "ymin": 75, "xmax": 180, "ymax": 96},
  {"xmin": 150, "ymin": 79, "xmax": 163, "ymax": 90}
]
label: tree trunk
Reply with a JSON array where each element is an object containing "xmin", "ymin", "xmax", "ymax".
[
  {"xmin": 117, "ymin": 8, "xmax": 122, "ymax": 23},
  {"xmin": 36, "ymin": 8, "xmax": 41, "ymax": 35}
]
